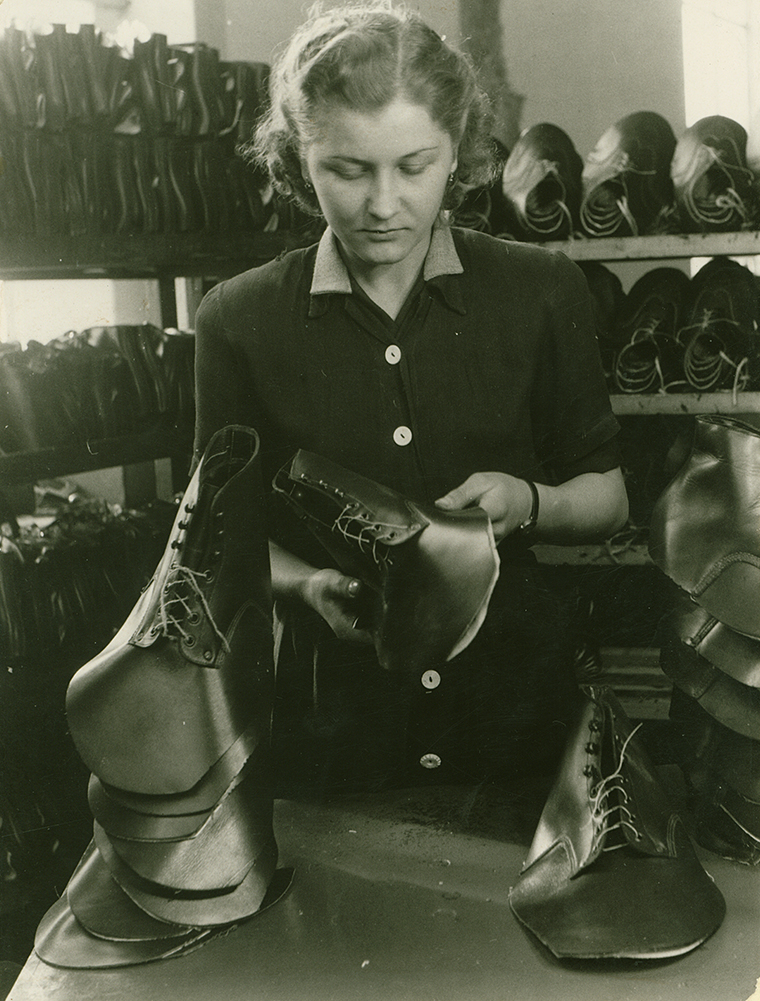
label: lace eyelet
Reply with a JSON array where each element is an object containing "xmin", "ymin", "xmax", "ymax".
[
  {"xmin": 184, "ymin": 635, "xmax": 196, "ymax": 648},
  {"xmin": 187, "ymin": 611, "xmax": 200, "ymax": 625},
  {"xmin": 585, "ymin": 742, "xmax": 599, "ymax": 755},
  {"xmin": 204, "ymin": 571, "xmax": 215, "ymax": 582}
]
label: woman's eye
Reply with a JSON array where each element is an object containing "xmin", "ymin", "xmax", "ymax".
[
  {"xmin": 400, "ymin": 163, "xmax": 427, "ymax": 176},
  {"xmin": 332, "ymin": 166, "xmax": 365, "ymax": 180}
]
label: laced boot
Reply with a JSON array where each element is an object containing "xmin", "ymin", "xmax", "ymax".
[
  {"xmin": 613, "ymin": 267, "xmax": 691, "ymax": 393},
  {"xmin": 672, "ymin": 116, "xmax": 758, "ymax": 232},
  {"xmin": 676, "ymin": 257, "xmax": 756, "ymax": 394},
  {"xmin": 273, "ymin": 448, "xmax": 499, "ymax": 676},
  {"xmin": 501, "ymin": 123, "xmax": 583, "ymax": 241},
  {"xmin": 36, "ymin": 426, "xmax": 288, "ymax": 968},
  {"xmin": 581, "ymin": 111, "xmax": 677, "ymax": 237},
  {"xmin": 509, "ymin": 685, "xmax": 725, "ymax": 959}
]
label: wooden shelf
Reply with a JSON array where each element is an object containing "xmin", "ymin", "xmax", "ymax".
[
  {"xmin": 541, "ymin": 229, "xmax": 760, "ymax": 261},
  {"xmin": 534, "ymin": 541, "xmax": 651, "ymax": 566},
  {"xmin": 0, "ymin": 425, "xmax": 193, "ymax": 486},
  {"xmin": 610, "ymin": 391, "xmax": 760, "ymax": 416},
  {"xmin": 0, "ymin": 231, "xmax": 311, "ymax": 281}
]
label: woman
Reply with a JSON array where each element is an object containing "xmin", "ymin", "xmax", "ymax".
[{"xmin": 193, "ymin": 1, "xmax": 628, "ymax": 796}]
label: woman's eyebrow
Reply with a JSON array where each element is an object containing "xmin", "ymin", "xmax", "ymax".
[{"xmin": 322, "ymin": 146, "xmax": 440, "ymax": 164}]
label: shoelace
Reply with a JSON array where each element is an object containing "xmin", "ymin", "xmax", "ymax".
[
  {"xmin": 151, "ymin": 502, "xmax": 230, "ymax": 653},
  {"xmin": 681, "ymin": 143, "xmax": 754, "ymax": 226},
  {"xmin": 335, "ymin": 502, "xmax": 398, "ymax": 572},
  {"xmin": 588, "ymin": 722, "xmax": 644, "ymax": 856}
]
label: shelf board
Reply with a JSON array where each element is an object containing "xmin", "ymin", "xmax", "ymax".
[
  {"xmin": 0, "ymin": 231, "xmax": 312, "ymax": 280},
  {"xmin": 541, "ymin": 230, "xmax": 760, "ymax": 261},
  {"xmin": 611, "ymin": 391, "xmax": 760, "ymax": 415},
  {"xmin": 534, "ymin": 541, "xmax": 651, "ymax": 566},
  {"xmin": 0, "ymin": 426, "xmax": 193, "ymax": 485}
]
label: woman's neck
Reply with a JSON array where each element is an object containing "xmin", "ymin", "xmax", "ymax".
[{"xmin": 339, "ymin": 232, "xmax": 431, "ymax": 320}]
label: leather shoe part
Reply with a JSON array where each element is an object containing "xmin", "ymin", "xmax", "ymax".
[
  {"xmin": 659, "ymin": 624, "xmax": 760, "ymax": 740},
  {"xmin": 581, "ymin": 111, "xmax": 677, "ymax": 237},
  {"xmin": 66, "ymin": 426, "xmax": 274, "ymax": 794},
  {"xmin": 34, "ymin": 894, "xmax": 212, "ymax": 969},
  {"xmin": 501, "ymin": 123, "xmax": 583, "ymax": 240},
  {"xmin": 273, "ymin": 450, "xmax": 499, "ymax": 675},
  {"xmin": 509, "ymin": 685, "xmax": 725, "ymax": 959},
  {"xmin": 67, "ymin": 841, "xmax": 196, "ymax": 942},
  {"xmin": 94, "ymin": 765, "xmax": 275, "ymax": 892},
  {"xmin": 649, "ymin": 414, "xmax": 760, "ymax": 638},
  {"xmin": 95, "ymin": 828, "xmax": 290, "ymax": 927},
  {"xmin": 90, "ymin": 721, "xmax": 261, "ymax": 822},
  {"xmin": 667, "ymin": 590, "xmax": 760, "ymax": 689},
  {"xmin": 678, "ymin": 705, "xmax": 760, "ymax": 802},
  {"xmin": 671, "ymin": 116, "xmax": 758, "ymax": 232}
]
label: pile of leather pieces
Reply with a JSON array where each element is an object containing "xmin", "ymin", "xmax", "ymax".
[
  {"xmin": 0, "ymin": 324, "xmax": 195, "ymax": 454},
  {"xmin": 0, "ymin": 25, "xmax": 301, "ymax": 237},
  {"xmin": 498, "ymin": 112, "xmax": 759, "ymax": 242},
  {"xmin": 649, "ymin": 413, "xmax": 760, "ymax": 866},
  {"xmin": 580, "ymin": 256, "xmax": 760, "ymax": 395},
  {"xmin": 34, "ymin": 426, "xmax": 293, "ymax": 969}
]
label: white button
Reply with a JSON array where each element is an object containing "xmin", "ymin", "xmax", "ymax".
[
  {"xmin": 420, "ymin": 753, "xmax": 442, "ymax": 770},
  {"xmin": 421, "ymin": 670, "xmax": 441, "ymax": 690},
  {"xmin": 385, "ymin": 344, "xmax": 402, "ymax": 365},
  {"xmin": 393, "ymin": 425, "xmax": 412, "ymax": 446}
]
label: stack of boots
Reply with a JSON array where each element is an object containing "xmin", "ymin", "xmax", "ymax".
[
  {"xmin": 509, "ymin": 685, "xmax": 726, "ymax": 959},
  {"xmin": 501, "ymin": 123, "xmax": 583, "ymax": 241},
  {"xmin": 580, "ymin": 111, "xmax": 676, "ymax": 237},
  {"xmin": 273, "ymin": 449, "xmax": 500, "ymax": 676},
  {"xmin": 671, "ymin": 116, "xmax": 758, "ymax": 232},
  {"xmin": 35, "ymin": 426, "xmax": 290, "ymax": 969},
  {"xmin": 676, "ymin": 258, "xmax": 757, "ymax": 394},
  {"xmin": 650, "ymin": 415, "xmax": 760, "ymax": 861},
  {"xmin": 660, "ymin": 594, "xmax": 760, "ymax": 863},
  {"xmin": 612, "ymin": 267, "xmax": 691, "ymax": 394},
  {"xmin": 649, "ymin": 414, "xmax": 760, "ymax": 637}
]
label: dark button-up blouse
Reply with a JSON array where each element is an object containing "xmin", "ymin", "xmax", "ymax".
[{"xmin": 193, "ymin": 224, "xmax": 621, "ymax": 796}]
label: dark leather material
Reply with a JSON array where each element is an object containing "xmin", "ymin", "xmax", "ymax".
[
  {"xmin": 273, "ymin": 450, "xmax": 499, "ymax": 675},
  {"xmin": 680, "ymin": 706, "xmax": 760, "ymax": 801},
  {"xmin": 509, "ymin": 686, "xmax": 725, "ymax": 959},
  {"xmin": 613, "ymin": 267, "xmax": 691, "ymax": 393},
  {"xmin": 67, "ymin": 842, "xmax": 196, "ymax": 942},
  {"xmin": 67, "ymin": 426, "xmax": 273, "ymax": 794},
  {"xmin": 580, "ymin": 111, "xmax": 676, "ymax": 237},
  {"xmin": 671, "ymin": 116, "xmax": 758, "ymax": 232},
  {"xmin": 668, "ymin": 590, "xmax": 760, "ymax": 689},
  {"xmin": 649, "ymin": 414, "xmax": 760, "ymax": 638},
  {"xmin": 659, "ymin": 625, "xmax": 760, "ymax": 739},
  {"xmin": 676, "ymin": 257, "xmax": 756, "ymax": 393},
  {"xmin": 96, "ymin": 830, "xmax": 286, "ymax": 927},
  {"xmin": 95, "ymin": 767, "xmax": 275, "ymax": 892},
  {"xmin": 88, "ymin": 776, "xmax": 211, "ymax": 843},
  {"xmin": 34, "ymin": 894, "xmax": 213, "ymax": 969},
  {"xmin": 501, "ymin": 123, "xmax": 583, "ymax": 240},
  {"xmin": 91, "ymin": 722, "xmax": 260, "ymax": 821}
]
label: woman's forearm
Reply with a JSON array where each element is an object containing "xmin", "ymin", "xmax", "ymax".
[
  {"xmin": 269, "ymin": 540, "xmax": 318, "ymax": 603},
  {"xmin": 532, "ymin": 467, "xmax": 629, "ymax": 544}
]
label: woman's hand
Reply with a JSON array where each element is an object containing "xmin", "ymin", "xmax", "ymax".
[
  {"xmin": 301, "ymin": 569, "xmax": 374, "ymax": 644},
  {"xmin": 435, "ymin": 472, "xmax": 533, "ymax": 542}
]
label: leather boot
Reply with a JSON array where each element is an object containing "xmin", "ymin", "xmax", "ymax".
[
  {"xmin": 36, "ymin": 426, "xmax": 289, "ymax": 968},
  {"xmin": 581, "ymin": 111, "xmax": 677, "ymax": 237},
  {"xmin": 613, "ymin": 267, "xmax": 691, "ymax": 393},
  {"xmin": 677, "ymin": 257, "xmax": 756, "ymax": 393},
  {"xmin": 509, "ymin": 685, "xmax": 725, "ymax": 959},
  {"xmin": 672, "ymin": 116, "xmax": 758, "ymax": 232},
  {"xmin": 501, "ymin": 123, "xmax": 583, "ymax": 240},
  {"xmin": 67, "ymin": 425, "xmax": 273, "ymax": 794},
  {"xmin": 273, "ymin": 448, "xmax": 500, "ymax": 676}
]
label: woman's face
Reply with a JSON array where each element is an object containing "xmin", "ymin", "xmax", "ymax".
[{"xmin": 303, "ymin": 97, "xmax": 457, "ymax": 271}]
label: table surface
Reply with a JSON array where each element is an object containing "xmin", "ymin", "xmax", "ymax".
[{"xmin": 8, "ymin": 784, "xmax": 760, "ymax": 1001}]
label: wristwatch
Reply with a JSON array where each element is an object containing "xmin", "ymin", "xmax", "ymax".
[{"xmin": 515, "ymin": 479, "xmax": 539, "ymax": 538}]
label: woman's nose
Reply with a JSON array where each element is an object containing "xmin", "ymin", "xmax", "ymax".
[{"xmin": 367, "ymin": 172, "xmax": 398, "ymax": 218}]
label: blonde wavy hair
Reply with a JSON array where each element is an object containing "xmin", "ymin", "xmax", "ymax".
[{"xmin": 242, "ymin": 0, "xmax": 498, "ymax": 216}]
